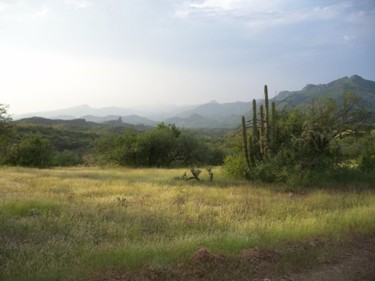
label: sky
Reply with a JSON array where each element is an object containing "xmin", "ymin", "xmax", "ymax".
[{"xmin": 0, "ymin": 0, "xmax": 374, "ymax": 114}]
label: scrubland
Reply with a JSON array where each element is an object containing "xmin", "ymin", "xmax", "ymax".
[{"xmin": 0, "ymin": 167, "xmax": 374, "ymax": 280}]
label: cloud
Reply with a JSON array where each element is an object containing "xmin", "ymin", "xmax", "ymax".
[
  {"xmin": 174, "ymin": 0, "xmax": 284, "ymax": 19},
  {"xmin": 0, "ymin": 2, "xmax": 10, "ymax": 12},
  {"xmin": 174, "ymin": 0, "xmax": 372, "ymax": 31},
  {"xmin": 189, "ymin": 0, "xmax": 244, "ymax": 11},
  {"xmin": 34, "ymin": 6, "xmax": 49, "ymax": 17},
  {"xmin": 0, "ymin": 0, "xmax": 22, "ymax": 13},
  {"xmin": 64, "ymin": 0, "xmax": 92, "ymax": 10},
  {"xmin": 0, "ymin": 1, "xmax": 49, "ymax": 21}
]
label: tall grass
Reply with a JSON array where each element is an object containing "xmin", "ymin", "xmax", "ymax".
[{"xmin": 0, "ymin": 166, "xmax": 374, "ymax": 280}]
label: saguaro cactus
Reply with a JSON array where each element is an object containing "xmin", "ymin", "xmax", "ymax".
[
  {"xmin": 271, "ymin": 101, "xmax": 277, "ymax": 152},
  {"xmin": 241, "ymin": 116, "xmax": 251, "ymax": 170},
  {"xmin": 264, "ymin": 85, "xmax": 270, "ymax": 150},
  {"xmin": 259, "ymin": 104, "xmax": 265, "ymax": 157},
  {"xmin": 248, "ymin": 135, "xmax": 255, "ymax": 166},
  {"xmin": 241, "ymin": 85, "xmax": 279, "ymax": 174}
]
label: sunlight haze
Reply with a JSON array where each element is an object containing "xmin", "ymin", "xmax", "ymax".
[{"xmin": 0, "ymin": 0, "xmax": 374, "ymax": 114}]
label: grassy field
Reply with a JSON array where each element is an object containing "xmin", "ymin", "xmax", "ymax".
[{"xmin": 0, "ymin": 166, "xmax": 374, "ymax": 281}]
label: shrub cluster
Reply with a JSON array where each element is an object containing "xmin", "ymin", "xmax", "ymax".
[
  {"xmin": 93, "ymin": 123, "xmax": 224, "ymax": 167},
  {"xmin": 223, "ymin": 92, "xmax": 374, "ymax": 186},
  {"xmin": 0, "ymin": 109, "xmax": 224, "ymax": 168}
]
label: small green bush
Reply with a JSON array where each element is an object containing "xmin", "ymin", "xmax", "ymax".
[
  {"xmin": 222, "ymin": 154, "xmax": 247, "ymax": 179},
  {"xmin": 5, "ymin": 135, "xmax": 54, "ymax": 168},
  {"xmin": 53, "ymin": 150, "xmax": 83, "ymax": 166},
  {"xmin": 252, "ymin": 162, "xmax": 278, "ymax": 183},
  {"xmin": 358, "ymin": 154, "xmax": 375, "ymax": 172}
]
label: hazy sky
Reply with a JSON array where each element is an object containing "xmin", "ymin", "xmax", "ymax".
[{"xmin": 1, "ymin": 0, "xmax": 374, "ymax": 114}]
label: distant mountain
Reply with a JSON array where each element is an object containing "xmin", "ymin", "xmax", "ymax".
[
  {"xmin": 166, "ymin": 114, "xmax": 220, "ymax": 128},
  {"xmin": 13, "ymin": 104, "xmax": 195, "ymax": 121},
  {"xmin": 13, "ymin": 117, "xmax": 103, "ymax": 132},
  {"xmin": 11, "ymin": 75, "xmax": 375, "ymax": 129},
  {"xmin": 13, "ymin": 116, "xmax": 152, "ymax": 133},
  {"xmin": 82, "ymin": 114, "xmax": 156, "ymax": 127},
  {"xmin": 121, "ymin": 115, "xmax": 157, "ymax": 127},
  {"xmin": 164, "ymin": 100, "xmax": 251, "ymax": 128},
  {"xmin": 177, "ymin": 100, "xmax": 250, "ymax": 119},
  {"xmin": 275, "ymin": 75, "xmax": 375, "ymax": 112},
  {"xmin": 14, "ymin": 105, "xmax": 136, "ymax": 120},
  {"xmin": 12, "ymin": 101, "xmax": 248, "ymax": 128},
  {"xmin": 80, "ymin": 115, "xmax": 123, "ymax": 124}
]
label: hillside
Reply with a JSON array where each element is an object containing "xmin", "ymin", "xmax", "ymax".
[
  {"xmin": 166, "ymin": 75, "xmax": 375, "ymax": 128},
  {"xmin": 166, "ymin": 101, "xmax": 251, "ymax": 128},
  {"xmin": 12, "ymin": 117, "xmax": 150, "ymax": 133},
  {"xmin": 11, "ymin": 75, "xmax": 375, "ymax": 128},
  {"xmin": 13, "ymin": 117, "xmax": 102, "ymax": 132},
  {"xmin": 275, "ymin": 75, "xmax": 375, "ymax": 112}
]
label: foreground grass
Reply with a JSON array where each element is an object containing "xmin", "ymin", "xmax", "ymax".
[{"xmin": 0, "ymin": 167, "xmax": 374, "ymax": 281}]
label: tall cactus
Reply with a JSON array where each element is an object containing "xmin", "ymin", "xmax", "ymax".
[
  {"xmin": 259, "ymin": 104, "xmax": 265, "ymax": 157},
  {"xmin": 241, "ymin": 85, "xmax": 279, "ymax": 175},
  {"xmin": 264, "ymin": 85, "xmax": 270, "ymax": 151},
  {"xmin": 241, "ymin": 116, "xmax": 250, "ymax": 170},
  {"xmin": 271, "ymin": 101, "xmax": 277, "ymax": 152},
  {"xmin": 252, "ymin": 99, "xmax": 260, "ymax": 160},
  {"xmin": 248, "ymin": 135, "xmax": 255, "ymax": 166}
]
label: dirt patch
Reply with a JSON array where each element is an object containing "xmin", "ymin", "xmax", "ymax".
[
  {"xmin": 190, "ymin": 247, "xmax": 218, "ymax": 263},
  {"xmin": 284, "ymin": 234, "xmax": 375, "ymax": 281},
  {"xmin": 81, "ymin": 233, "xmax": 375, "ymax": 281}
]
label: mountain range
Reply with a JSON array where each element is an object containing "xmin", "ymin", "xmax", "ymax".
[{"xmin": 13, "ymin": 75, "xmax": 375, "ymax": 129}]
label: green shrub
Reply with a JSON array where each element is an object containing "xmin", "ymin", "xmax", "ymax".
[
  {"xmin": 252, "ymin": 162, "xmax": 278, "ymax": 183},
  {"xmin": 222, "ymin": 154, "xmax": 247, "ymax": 179},
  {"xmin": 358, "ymin": 154, "xmax": 375, "ymax": 172},
  {"xmin": 53, "ymin": 150, "xmax": 82, "ymax": 166},
  {"xmin": 5, "ymin": 135, "xmax": 54, "ymax": 168}
]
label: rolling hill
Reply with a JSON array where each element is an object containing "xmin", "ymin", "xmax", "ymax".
[
  {"xmin": 11, "ymin": 75, "xmax": 375, "ymax": 129},
  {"xmin": 275, "ymin": 75, "xmax": 375, "ymax": 112}
]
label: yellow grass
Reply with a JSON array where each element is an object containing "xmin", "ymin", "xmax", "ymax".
[{"xmin": 0, "ymin": 166, "xmax": 374, "ymax": 281}]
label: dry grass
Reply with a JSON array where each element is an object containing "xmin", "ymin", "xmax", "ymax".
[{"xmin": 0, "ymin": 166, "xmax": 374, "ymax": 281}]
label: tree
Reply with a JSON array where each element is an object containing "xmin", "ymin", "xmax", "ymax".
[
  {"xmin": 92, "ymin": 123, "xmax": 223, "ymax": 167},
  {"xmin": 293, "ymin": 92, "xmax": 372, "ymax": 159},
  {"xmin": 0, "ymin": 104, "xmax": 11, "ymax": 130},
  {"xmin": 0, "ymin": 104, "xmax": 12, "ymax": 138},
  {"xmin": 0, "ymin": 104, "xmax": 12, "ymax": 164},
  {"xmin": 7, "ymin": 135, "xmax": 53, "ymax": 168}
]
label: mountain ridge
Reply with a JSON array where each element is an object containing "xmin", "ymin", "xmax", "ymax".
[{"xmin": 12, "ymin": 75, "xmax": 375, "ymax": 129}]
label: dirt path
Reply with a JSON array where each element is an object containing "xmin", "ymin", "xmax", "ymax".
[
  {"xmin": 83, "ymin": 233, "xmax": 375, "ymax": 281},
  {"xmin": 284, "ymin": 234, "xmax": 375, "ymax": 281}
]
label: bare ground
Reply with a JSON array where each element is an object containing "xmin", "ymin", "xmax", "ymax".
[{"xmin": 82, "ymin": 233, "xmax": 375, "ymax": 281}]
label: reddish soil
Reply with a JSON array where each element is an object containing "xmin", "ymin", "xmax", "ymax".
[{"xmin": 82, "ymin": 233, "xmax": 375, "ymax": 281}]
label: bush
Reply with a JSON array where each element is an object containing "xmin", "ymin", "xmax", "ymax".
[
  {"xmin": 358, "ymin": 154, "xmax": 375, "ymax": 172},
  {"xmin": 53, "ymin": 150, "xmax": 82, "ymax": 166},
  {"xmin": 93, "ymin": 125, "xmax": 224, "ymax": 168},
  {"xmin": 251, "ymin": 162, "xmax": 278, "ymax": 183},
  {"xmin": 222, "ymin": 155, "xmax": 248, "ymax": 179},
  {"xmin": 6, "ymin": 135, "xmax": 54, "ymax": 168}
]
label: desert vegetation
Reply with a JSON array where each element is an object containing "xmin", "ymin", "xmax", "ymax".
[
  {"xmin": 0, "ymin": 84, "xmax": 374, "ymax": 280},
  {"xmin": 0, "ymin": 167, "xmax": 374, "ymax": 280},
  {"xmin": 223, "ymin": 87, "xmax": 374, "ymax": 186}
]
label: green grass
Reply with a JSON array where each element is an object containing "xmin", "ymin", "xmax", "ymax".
[{"xmin": 0, "ymin": 166, "xmax": 374, "ymax": 280}]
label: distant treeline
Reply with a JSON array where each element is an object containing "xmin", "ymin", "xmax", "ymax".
[
  {"xmin": 1, "ymin": 97, "xmax": 374, "ymax": 187},
  {"xmin": 0, "ymin": 110, "xmax": 226, "ymax": 168}
]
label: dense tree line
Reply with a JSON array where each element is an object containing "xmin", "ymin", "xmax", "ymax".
[
  {"xmin": 0, "ymin": 105, "xmax": 224, "ymax": 168},
  {"xmin": 93, "ymin": 123, "xmax": 223, "ymax": 167}
]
